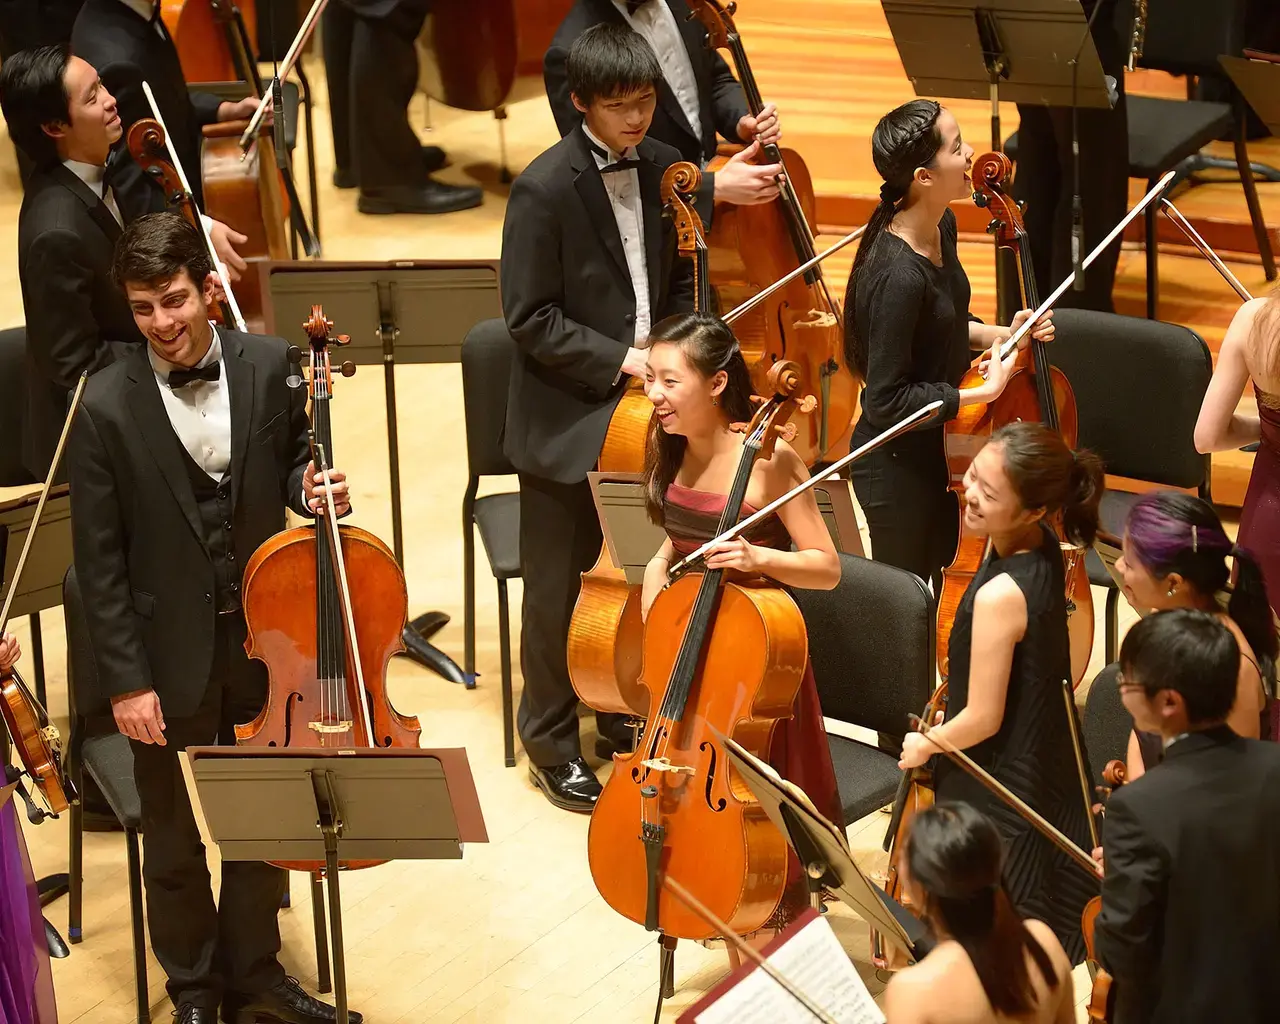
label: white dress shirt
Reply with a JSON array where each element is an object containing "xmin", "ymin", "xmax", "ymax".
[
  {"xmin": 149, "ymin": 325, "xmax": 232, "ymax": 481},
  {"xmin": 62, "ymin": 159, "xmax": 124, "ymax": 227},
  {"xmin": 613, "ymin": 0, "xmax": 703, "ymax": 149},
  {"xmin": 582, "ymin": 123, "xmax": 652, "ymax": 347}
]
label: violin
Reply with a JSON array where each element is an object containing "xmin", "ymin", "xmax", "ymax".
[
  {"xmin": 1081, "ymin": 758, "xmax": 1127, "ymax": 1023},
  {"xmin": 588, "ymin": 361, "xmax": 811, "ymax": 940},
  {"xmin": 566, "ymin": 162, "xmax": 710, "ymax": 721},
  {"xmin": 937, "ymin": 152, "xmax": 1093, "ymax": 687},
  {"xmin": 235, "ymin": 307, "xmax": 420, "ymax": 871},
  {"xmin": 686, "ymin": 0, "xmax": 859, "ymax": 465},
  {"xmin": 0, "ymin": 374, "xmax": 88, "ymax": 818}
]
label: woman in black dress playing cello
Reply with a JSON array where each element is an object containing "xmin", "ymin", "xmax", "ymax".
[
  {"xmin": 845, "ymin": 99, "xmax": 1054, "ymax": 593},
  {"xmin": 898, "ymin": 422, "xmax": 1103, "ymax": 964}
]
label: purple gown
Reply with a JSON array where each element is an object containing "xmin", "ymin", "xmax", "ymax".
[
  {"xmin": 1238, "ymin": 387, "xmax": 1280, "ymax": 617},
  {"xmin": 0, "ymin": 791, "xmax": 57, "ymax": 1024}
]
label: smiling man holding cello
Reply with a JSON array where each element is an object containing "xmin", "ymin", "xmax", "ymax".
[{"xmin": 67, "ymin": 211, "xmax": 356, "ymax": 1024}]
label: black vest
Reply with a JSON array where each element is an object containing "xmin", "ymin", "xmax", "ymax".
[{"xmin": 177, "ymin": 442, "xmax": 240, "ymax": 614}]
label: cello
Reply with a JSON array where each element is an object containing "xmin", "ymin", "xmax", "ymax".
[
  {"xmin": 587, "ymin": 361, "xmax": 811, "ymax": 941},
  {"xmin": 566, "ymin": 162, "xmax": 711, "ymax": 720},
  {"xmin": 162, "ymin": 0, "xmax": 260, "ymax": 87},
  {"xmin": 937, "ymin": 151, "xmax": 1093, "ymax": 686},
  {"xmin": 686, "ymin": 0, "xmax": 859, "ymax": 466},
  {"xmin": 235, "ymin": 306, "xmax": 420, "ymax": 871}
]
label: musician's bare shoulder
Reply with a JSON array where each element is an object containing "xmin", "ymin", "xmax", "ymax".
[{"xmin": 881, "ymin": 918, "xmax": 1075, "ymax": 1024}]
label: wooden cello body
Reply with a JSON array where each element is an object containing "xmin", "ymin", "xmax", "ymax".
[
  {"xmin": 937, "ymin": 152, "xmax": 1093, "ymax": 685},
  {"xmin": 235, "ymin": 307, "xmax": 420, "ymax": 872},
  {"xmin": 587, "ymin": 363, "xmax": 809, "ymax": 939},
  {"xmin": 689, "ymin": 0, "xmax": 859, "ymax": 465},
  {"xmin": 162, "ymin": 0, "xmax": 259, "ymax": 85},
  {"xmin": 416, "ymin": 0, "xmax": 517, "ymax": 112}
]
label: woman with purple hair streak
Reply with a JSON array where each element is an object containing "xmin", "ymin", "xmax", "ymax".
[
  {"xmin": 1195, "ymin": 293, "xmax": 1280, "ymax": 614},
  {"xmin": 1114, "ymin": 491, "xmax": 1277, "ymax": 779}
]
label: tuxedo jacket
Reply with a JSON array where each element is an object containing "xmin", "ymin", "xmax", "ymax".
[
  {"xmin": 67, "ymin": 332, "xmax": 312, "ymax": 718},
  {"xmin": 500, "ymin": 128, "xmax": 694, "ymax": 484},
  {"xmin": 17, "ymin": 162, "xmax": 160, "ymax": 479},
  {"xmin": 1095, "ymin": 726, "xmax": 1280, "ymax": 1024},
  {"xmin": 71, "ymin": 0, "xmax": 223, "ymax": 208},
  {"xmin": 544, "ymin": 0, "xmax": 749, "ymax": 226}
]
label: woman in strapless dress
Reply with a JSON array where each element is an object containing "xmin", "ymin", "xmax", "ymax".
[
  {"xmin": 637, "ymin": 311, "xmax": 844, "ymax": 922},
  {"xmin": 1196, "ymin": 294, "xmax": 1280, "ymax": 614}
]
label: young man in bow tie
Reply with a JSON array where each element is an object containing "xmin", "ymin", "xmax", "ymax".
[
  {"xmin": 545, "ymin": 0, "xmax": 786, "ymax": 225},
  {"xmin": 67, "ymin": 211, "xmax": 358, "ymax": 1024},
  {"xmin": 502, "ymin": 23, "xmax": 694, "ymax": 813}
]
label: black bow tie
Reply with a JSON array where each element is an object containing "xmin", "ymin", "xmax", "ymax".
[
  {"xmin": 168, "ymin": 362, "xmax": 220, "ymax": 389},
  {"xmin": 601, "ymin": 158, "xmax": 641, "ymax": 174}
]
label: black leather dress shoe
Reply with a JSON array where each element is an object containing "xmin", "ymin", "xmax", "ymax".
[
  {"xmin": 357, "ymin": 179, "xmax": 482, "ymax": 215},
  {"xmin": 529, "ymin": 758, "xmax": 602, "ymax": 813},
  {"xmin": 222, "ymin": 977, "xmax": 362, "ymax": 1024},
  {"xmin": 176, "ymin": 1005, "xmax": 218, "ymax": 1024},
  {"xmin": 334, "ymin": 145, "xmax": 447, "ymax": 188}
]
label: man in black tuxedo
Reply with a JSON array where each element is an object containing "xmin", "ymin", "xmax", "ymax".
[
  {"xmin": 68, "ymin": 212, "xmax": 359, "ymax": 1024},
  {"xmin": 545, "ymin": 0, "xmax": 784, "ymax": 224},
  {"xmin": 321, "ymin": 0, "xmax": 482, "ymax": 214},
  {"xmin": 503, "ymin": 24, "xmax": 694, "ymax": 812},
  {"xmin": 1094, "ymin": 609, "xmax": 1280, "ymax": 1023},
  {"xmin": 0, "ymin": 45, "xmax": 158, "ymax": 480}
]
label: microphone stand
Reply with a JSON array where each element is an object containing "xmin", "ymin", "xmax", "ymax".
[{"xmin": 1069, "ymin": 0, "xmax": 1109, "ymax": 293}]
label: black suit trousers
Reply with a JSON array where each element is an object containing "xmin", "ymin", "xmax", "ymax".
[
  {"xmin": 130, "ymin": 613, "xmax": 286, "ymax": 1010},
  {"xmin": 323, "ymin": 0, "xmax": 431, "ymax": 189},
  {"xmin": 516, "ymin": 472, "xmax": 630, "ymax": 767}
]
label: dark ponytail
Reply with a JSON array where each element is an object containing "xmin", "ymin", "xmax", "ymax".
[
  {"xmin": 843, "ymin": 99, "xmax": 944, "ymax": 378},
  {"xmin": 906, "ymin": 804, "xmax": 1059, "ymax": 1016},
  {"xmin": 642, "ymin": 313, "xmax": 755, "ymax": 526},
  {"xmin": 1125, "ymin": 491, "xmax": 1278, "ymax": 690},
  {"xmin": 990, "ymin": 422, "xmax": 1104, "ymax": 545}
]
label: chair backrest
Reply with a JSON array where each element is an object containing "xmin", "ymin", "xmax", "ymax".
[
  {"xmin": 0, "ymin": 326, "xmax": 36, "ymax": 488},
  {"xmin": 460, "ymin": 318, "xmax": 519, "ymax": 479},
  {"xmin": 1083, "ymin": 662, "xmax": 1134, "ymax": 788},
  {"xmin": 790, "ymin": 553, "xmax": 933, "ymax": 740},
  {"xmin": 1049, "ymin": 309, "xmax": 1211, "ymax": 491},
  {"xmin": 63, "ymin": 566, "xmax": 109, "ymax": 721},
  {"xmin": 1141, "ymin": 0, "xmax": 1248, "ymax": 78}
]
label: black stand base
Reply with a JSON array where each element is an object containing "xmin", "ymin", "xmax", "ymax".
[
  {"xmin": 1173, "ymin": 153, "xmax": 1280, "ymax": 186},
  {"xmin": 400, "ymin": 612, "xmax": 470, "ymax": 688},
  {"xmin": 650, "ymin": 935, "xmax": 677, "ymax": 1024}
]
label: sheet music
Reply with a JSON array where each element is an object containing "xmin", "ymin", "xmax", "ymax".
[{"xmin": 690, "ymin": 915, "xmax": 884, "ymax": 1024}]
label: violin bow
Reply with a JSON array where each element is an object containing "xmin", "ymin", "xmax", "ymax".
[
  {"xmin": 139, "ymin": 81, "xmax": 249, "ymax": 333},
  {"xmin": 723, "ymin": 226, "xmax": 865, "ymax": 325},
  {"xmin": 909, "ymin": 715, "xmax": 1102, "ymax": 881},
  {"xmin": 1159, "ymin": 198, "xmax": 1254, "ymax": 302},
  {"xmin": 1062, "ymin": 679, "xmax": 1101, "ymax": 850},
  {"xmin": 309, "ymin": 438, "xmax": 375, "ymax": 745},
  {"xmin": 238, "ymin": 0, "xmax": 330, "ymax": 150},
  {"xmin": 661, "ymin": 876, "xmax": 840, "ymax": 1024},
  {"xmin": 995, "ymin": 170, "xmax": 1178, "ymax": 361},
  {"xmin": 665, "ymin": 400, "xmax": 942, "ymax": 582}
]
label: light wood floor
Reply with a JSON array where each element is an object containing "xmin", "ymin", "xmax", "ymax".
[{"xmin": 0, "ymin": 6, "xmax": 1261, "ymax": 1020}]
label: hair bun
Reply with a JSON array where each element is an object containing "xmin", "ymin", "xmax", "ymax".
[{"xmin": 880, "ymin": 180, "xmax": 907, "ymax": 206}]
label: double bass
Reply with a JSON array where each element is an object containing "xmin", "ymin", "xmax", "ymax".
[
  {"xmin": 587, "ymin": 362, "xmax": 811, "ymax": 940},
  {"xmin": 937, "ymin": 152, "xmax": 1093, "ymax": 686},
  {"xmin": 687, "ymin": 0, "xmax": 859, "ymax": 465},
  {"xmin": 235, "ymin": 307, "xmax": 420, "ymax": 871}
]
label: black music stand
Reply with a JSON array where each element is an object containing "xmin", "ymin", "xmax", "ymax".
[
  {"xmin": 1221, "ymin": 53, "xmax": 1280, "ymax": 138},
  {"xmin": 265, "ymin": 260, "xmax": 503, "ymax": 688},
  {"xmin": 183, "ymin": 746, "xmax": 488, "ymax": 1024}
]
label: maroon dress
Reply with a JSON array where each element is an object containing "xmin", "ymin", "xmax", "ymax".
[
  {"xmin": 662, "ymin": 484, "xmax": 846, "ymax": 849},
  {"xmin": 1239, "ymin": 387, "xmax": 1280, "ymax": 618}
]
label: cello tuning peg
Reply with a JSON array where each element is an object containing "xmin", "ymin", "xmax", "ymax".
[
  {"xmin": 286, "ymin": 374, "xmax": 304, "ymax": 390},
  {"xmin": 749, "ymin": 394, "xmax": 765, "ymax": 406},
  {"xmin": 798, "ymin": 395, "xmax": 817, "ymax": 413},
  {"xmin": 335, "ymin": 334, "xmax": 351, "ymax": 346},
  {"xmin": 286, "ymin": 345, "xmax": 302, "ymax": 363},
  {"xmin": 776, "ymin": 422, "xmax": 797, "ymax": 442},
  {"xmin": 340, "ymin": 361, "xmax": 356, "ymax": 377},
  {"xmin": 728, "ymin": 420, "xmax": 749, "ymax": 434}
]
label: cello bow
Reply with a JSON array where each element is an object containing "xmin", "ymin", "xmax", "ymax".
[
  {"xmin": 1159, "ymin": 198, "xmax": 1254, "ymax": 302},
  {"xmin": 238, "ymin": 0, "xmax": 330, "ymax": 150},
  {"xmin": 723, "ymin": 226, "xmax": 866, "ymax": 326}
]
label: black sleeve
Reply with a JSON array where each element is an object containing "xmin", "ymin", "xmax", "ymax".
[
  {"xmin": 543, "ymin": 43, "xmax": 582, "ymax": 139},
  {"xmin": 709, "ymin": 51, "xmax": 749, "ymax": 143},
  {"xmin": 1094, "ymin": 789, "xmax": 1166, "ymax": 1024},
  {"xmin": 500, "ymin": 174, "xmax": 629, "ymax": 396},
  {"xmin": 23, "ymin": 227, "xmax": 127, "ymax": 389},
  {"xmin": 190, "ymin": 90, "xmax": 222, "ymax": 128},
  {"xmin": 859, "ymin": 262, "xmax": 961, "ymax": 426},
  {"xmin": 67, "ymin": 403, "xmax": 154, "ymax": 699}
]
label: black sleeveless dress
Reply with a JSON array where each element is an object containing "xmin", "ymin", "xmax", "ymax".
[{"xmin": 935, "ymin": 525, "xmax": 1096, "ymax": 964}]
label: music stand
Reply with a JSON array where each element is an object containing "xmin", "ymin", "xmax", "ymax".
[
  {"xmin": 1221, "ymin": 53, "xmax": 1280, "ymax": 138},
  {"xmin": 265, "ymin": 260, "xmax": 502, "ymax": 687},
  {"xmin": 182, "ymin": 746, "xmax": 487, "ymax": 1024},
  {"xmin": 0, "ymin": 485, "xmax": 72, "ymax": 711},
  {"xmin": 715, "ymin": 730, "xmax": 925, "ymax": 964}
]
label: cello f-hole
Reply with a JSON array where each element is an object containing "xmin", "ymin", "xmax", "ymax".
[{"xmin": 699, "ymin": 741, "xmax": 728, "ymax": 812}]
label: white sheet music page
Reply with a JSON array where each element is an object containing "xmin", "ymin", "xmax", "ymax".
[{"xmin": 688, "ymin": 913, "xmax": 884, "ymax": 1024}]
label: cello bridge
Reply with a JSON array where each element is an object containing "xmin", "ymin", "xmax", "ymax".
[
  {"xmin": 641, "ymin": 756, "xmax": 694, "ymax": 776},
  {"xmin": 309, "ymin": 720, "xmax": 354, "ymax": 735}
]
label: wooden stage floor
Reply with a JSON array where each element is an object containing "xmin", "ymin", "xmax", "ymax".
[{"xmin": 0, "ymin": 4, "xmax": 1267, "ymax": 1020}]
